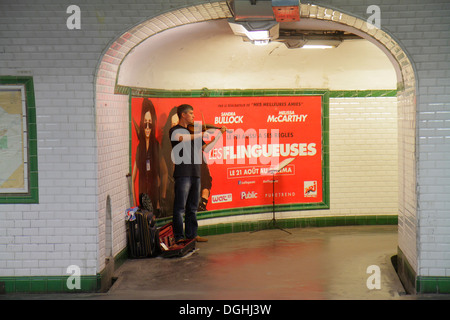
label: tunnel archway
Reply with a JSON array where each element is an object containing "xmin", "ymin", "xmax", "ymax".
[{"xmin": 94, "ymin": 2, "xmax": 417, "ymax": 281}]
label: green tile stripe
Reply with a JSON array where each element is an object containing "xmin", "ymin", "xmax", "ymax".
[
  {"xmin": 0, "ymin": 248, "xmax": 128, "ymax": 294},
  {"xmin": 116, "ymin": 85, "xmax": 397, "ymax": 99},
  {"xmin": 396, "ymin": 247, "xmax": 416, "ymax": 294},
  {"xmin": 329, "ymin": 90, "xmax": 398, "ymax": 98},
  {"xmin": 417, "ymin": 276, "xmax": 450, "ymax": 294},
  {"xmin": 197, "ymin": 214, "xmax": 398, "ymax": 236},
  {"xmin": 156, "ymin": 201, "xmax": 331, "ymax": 227},
  {"xmin": 0, "ymin": 275, "xmax": 101, "ymax": 294},
  {"xmin": 396, "ymin": 247, "xmax": 450, "ymax": 295}
]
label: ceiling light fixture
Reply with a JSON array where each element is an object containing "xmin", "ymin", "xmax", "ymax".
[
  {"xmin": 228, "ymin": 19, "xmax": 280, "ymax": 45},
  {"xmin": 227, "ymin": 0, "xmax": 301, "ymax": 45},
  {"xmin": 227, "ymin": 1, "xmax": 351, "ymax": 48},
  {"xmin": 301, "ymin": 39, "xmax": 342, "ymax": 49},
  {"xmin": 301, "ymin": 45, "xmax": 335, "ymax": 49}
]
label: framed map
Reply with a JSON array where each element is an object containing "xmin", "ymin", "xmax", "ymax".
[{"xmin": 0, "ymin": 77, "xmax": 38, "ymax": 203}]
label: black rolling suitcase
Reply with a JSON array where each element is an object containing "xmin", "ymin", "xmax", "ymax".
[
  {"xmin": 127, "ymin": 210, "xmax": 150, "ymax": 258},
  {"xmin": 126, "ymin": 194, "xmax": 159, "ymax": 258},
  {"xmin": 158, "ymin": 222, "xmax": 196, "ymax": 258}
]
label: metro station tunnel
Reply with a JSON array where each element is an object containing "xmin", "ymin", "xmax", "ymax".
[{"xmin": 0, "ymin": 0, "xmax": 449, "ymax": 300}]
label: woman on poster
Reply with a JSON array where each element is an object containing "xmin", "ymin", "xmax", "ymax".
[{"xmin": 131, "ymin": 98, "xmax": 167, "ymax": 216}]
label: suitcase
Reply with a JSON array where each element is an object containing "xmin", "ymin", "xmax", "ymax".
[
  {"xmin": 127, "ymin": 209, "xmax": 159, "ymax": 258},
  {"xmin": 158, "ymin": 222, "xmax": 196, "ymax": 258}
]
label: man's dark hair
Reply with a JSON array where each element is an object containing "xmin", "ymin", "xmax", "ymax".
[{"xmin": 177, "ymin": 104, "xmax": 193, "ymax": 120}]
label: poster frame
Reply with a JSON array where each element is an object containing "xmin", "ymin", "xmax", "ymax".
[
  {"xmin": 0, "ymin": 76, "xmax": 38, "ymax": 204},
  {"xmin": 128, "ymin": 88, "xmax": 330, "ymax": 222}
]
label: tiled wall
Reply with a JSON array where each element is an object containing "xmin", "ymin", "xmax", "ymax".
[
  {"xmin": 0, "ymin": 0, "xmax": 231, "ymax": 280},
  {"xmin": 328, "ymin": 97, "xmax": 399, "ymax": 216},
  {"xmin": 397, "ymin": 85, "xmax": 418, "ymax": 278},
  {"xmin": 0, "ymin": 2, "xmax": 100, "ymax": 276},
  {"xmin": 1, "ymin": 0, "xmax": 449, "ymax": 292},
  {"xmin": 316, "ymin": 0, "xmax": 450, "ymax": 285}
]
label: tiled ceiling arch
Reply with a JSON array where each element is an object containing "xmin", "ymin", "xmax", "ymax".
[{"xmin": 95, "ymin": 2, "xmax": 415, "ymax": 95}]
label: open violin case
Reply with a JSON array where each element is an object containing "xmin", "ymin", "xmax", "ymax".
[{"xmin": 158, "ymin": 222, "xmax": 196, "ymax": 258}]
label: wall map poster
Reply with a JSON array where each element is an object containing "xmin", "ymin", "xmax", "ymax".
[
  {"xmin": 130, "ymin": 95, "xmax": 325, "ymax": 218},
  {"xmin": 0, "ymin": 86, "xmax": 27, "ymax": 194}
]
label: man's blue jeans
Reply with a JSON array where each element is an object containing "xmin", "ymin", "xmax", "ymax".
[{"xmin": 173, "ymin": 176, "xmax": 200, "ymax": 241}]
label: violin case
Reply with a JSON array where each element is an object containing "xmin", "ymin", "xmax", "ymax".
[{"xmin": 158, "ymin": 222, "xmax": 196, "ymax": 258}]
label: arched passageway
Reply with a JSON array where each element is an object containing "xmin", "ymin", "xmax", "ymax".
[{"xmin": 95, "ymin": 2, "xmax": 416, "ymax": 290}]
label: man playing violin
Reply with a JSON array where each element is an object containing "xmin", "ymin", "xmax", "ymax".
[{"xmin": 169, "ymin": 104, "xmax": 226, "ymax": 244}]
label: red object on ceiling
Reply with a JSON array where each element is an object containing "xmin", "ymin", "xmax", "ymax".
[{"xmin": 272, "ymin": 6, "xmax": 300, "ymax": 22}]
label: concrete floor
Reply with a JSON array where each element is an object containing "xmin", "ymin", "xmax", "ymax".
[{"xmin": 106, "ymin": 225, "xmax": 406, "ymax": 300}]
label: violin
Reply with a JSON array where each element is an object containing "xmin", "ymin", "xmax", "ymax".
[{"xmin": 187, "ymin": 123, "xmax": 232, "ymax": 134}]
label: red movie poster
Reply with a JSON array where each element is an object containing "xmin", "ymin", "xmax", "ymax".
[{"xmin": 131, "ymin": 95, "xmax": 323, "ymax": 217}]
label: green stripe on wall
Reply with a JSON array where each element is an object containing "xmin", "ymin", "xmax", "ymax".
[
  {"xmin": 116, "ymin": 85, "xmax": 397, "ymax": 99},
  {"xmin": 0, "ymin": 275, "xmax": 101, "ymax": 294},
  {"xmin": 197, "ymin": 214, "xmax": 398, "ymax": 236},
  {"xmin": 0, "ymin": 248, "xmax": 128, "ymax": 294},
  {"xmin": 397, "ymin": 247, "xmax": 450, "ymax": 295},
  {"xmin": 417, "ymin": 276, "xmax": 450, "ymax": 294}
]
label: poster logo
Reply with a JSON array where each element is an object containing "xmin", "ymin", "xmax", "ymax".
[
  {"xmin": 304, "ymin": 181, "xmax": 317, "ymax": 197},
  {"xmin": 238, "ymin": 180, "xmax": 256, "ymax": 185},
  {"xmin": 241, "ymin": 191, "xmax": 258, "ymax": 199},
  {"xmin": 211, "ymin": 193, "xmax": 233, "ymax": 204}
]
